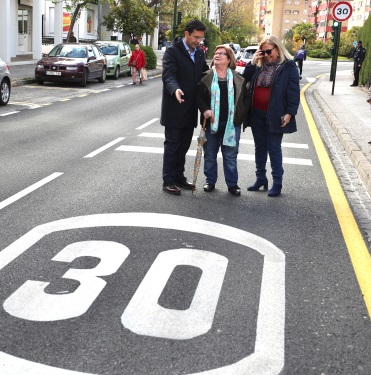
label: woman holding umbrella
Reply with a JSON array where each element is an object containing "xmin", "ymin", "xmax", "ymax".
[{"xmin": 197, "ymin": 45, "xmax": 249, "ymax": 196}]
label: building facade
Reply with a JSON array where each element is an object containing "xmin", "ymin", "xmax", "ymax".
[
  {"xmin": 253, "ymin": 0, "xmax": 370, "ymax": 41},
  {"xmin": 0, "ymin": 0, "xmax": 157, "ymax": 63}
]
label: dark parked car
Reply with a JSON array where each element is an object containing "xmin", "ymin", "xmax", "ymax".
[
  {"xmin": 0, "ymin": 58, "xmax": 11, "ymax": 106},
  {"xmin": 35, "ymin": 43, "xmax": 107, "ymax": 87}
]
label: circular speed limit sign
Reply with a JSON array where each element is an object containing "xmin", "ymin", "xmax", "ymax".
[{"xmin": 332, "ymin": 2, "xmax": 352, "ymax": 22}]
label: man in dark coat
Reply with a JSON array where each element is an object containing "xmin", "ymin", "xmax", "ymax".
[
  {"xmin": 350, "ymin": 40, "xmax": 366, "ymax": 87},
  {"xmin": 161, "ymin": 19, "xmax": 209, "ymax": 195}
]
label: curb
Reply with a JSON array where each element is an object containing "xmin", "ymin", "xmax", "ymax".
[
  {"xmin": 312, "ymin": 76, "xmax": 371, "ymax": 196},
  {"xmin": 11, "ymin": 67, "xmax": 163, "ymax": 88}
]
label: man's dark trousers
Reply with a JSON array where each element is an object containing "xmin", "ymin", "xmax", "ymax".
[
  {"xmin": 163, "ymin": 127, "xmax": 194, "ymax": 184},
  {"xmin": 353, "ymin": 61, "xmax": 361, "ymax": 86}
]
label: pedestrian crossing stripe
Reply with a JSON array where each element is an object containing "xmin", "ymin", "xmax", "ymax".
[{"xmin": 115, "ymin": 145, "xmax": 313, "ymax": 166}]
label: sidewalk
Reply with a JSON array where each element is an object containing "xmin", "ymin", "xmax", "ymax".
[
  {"xmin": 309, "ymin": 70, "xmax": 371, "ymax": 196},
  {"xmin": 7, "ymin": 59, "xmax": 371, "ymax": 197}
]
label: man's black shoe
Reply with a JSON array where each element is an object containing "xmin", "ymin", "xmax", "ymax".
[
  {"xmin": 203, "ymin": 183, "xmax": 215, "ymax": 192},
  {"xmin": 175, "ymin": 179, "xmax": 194, "ymax": 190},
  {"xmin": 350, "ymin": 84, "xmax": 357, "ymax": 87},
  {"xmin": 163, "ymin": 184, "xmax": 181, "ymax": 195},
  {"xmin": 228, "ymin": 186, "xmax": 241, "ymax": 196}
]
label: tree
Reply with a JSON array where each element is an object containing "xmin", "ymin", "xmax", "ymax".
[
  {"xmin": 103, "ymin": 0, "xmax": 157, "ymax": 38},
  {"xmin": 220, "ymin": 0, "xmax": 257, "ymax": 45},
  {"xmin": 292, "ymin": 23, "xmax": 316, "ymax": 47},
  {"xmin": 61, "ymin": 0, "xmax": 98, "ymax": 42}
]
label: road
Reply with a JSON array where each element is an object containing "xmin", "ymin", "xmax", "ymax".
[{"xmin": 0, "ymin": 61, "xmax": 370, "ymax": 375}]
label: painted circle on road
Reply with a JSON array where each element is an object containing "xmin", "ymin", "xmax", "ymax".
[{"xmin": 0, "ymin": 213, "xmax": 285, "ymax": 375}]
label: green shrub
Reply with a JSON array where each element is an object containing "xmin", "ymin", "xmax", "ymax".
[
  {"xmin": 130, "ymin": 44, "xmax": 157, "ymax": 70},
  {"xmin": 307, "ymin": 49, "xmax": 331, "ymax": 58}
]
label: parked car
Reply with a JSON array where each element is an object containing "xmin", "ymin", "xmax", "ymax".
[
  {"xmin": 224, "ymin": 43, "xmax": 242, "ymax": 61},
  {"xmin": 0, "ymin": 58, "xmax": 11, "ymax": 106},
  {"xmin": 35, "ymin": 43, "xmax": 107, "ymax": 87},
  {"xmin": 94, "ymin": 40, "xmax": 132, "ymax": 79},
  {"xmin": 236, "ymin": 46, "xmax": 258, "ymax": 74}
]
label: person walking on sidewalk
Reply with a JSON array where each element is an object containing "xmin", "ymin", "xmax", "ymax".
[
  {"xmin": 197, "ymin": 45, "xmax": 249, "ymax": 196},
  {"xmin": 294, "ymin": 45, "xmax": 306, "ymax": 79},
  {"xmin": 160, "ymin": 19, "xmax": 209, "ymax": 195},
  {"xmin": 128, "ymin": 44, "xmax": 146, "ymax": 85},
  {"xmin": 350, "ymin": 41, "xmax": 366, "ymax": 87},
  {"xmin": 242, "ymin": 35, "xmax": 300, "ymax": 197}
]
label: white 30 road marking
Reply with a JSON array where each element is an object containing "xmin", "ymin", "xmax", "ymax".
[{"xmin": 0, "ymin": 213, "xmax": 285, "ymax": 375}]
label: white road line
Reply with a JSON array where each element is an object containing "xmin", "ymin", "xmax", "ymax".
[
  {"xmin": 0, "ymin": 111, "xmax": 20, "ymax": 116},
  {"xmin": 83, "ymin": 137, "xmax": 126, "ymax": 158},
  {"xmin": 115, "ymin": 145, "xmax": 313, "ymax": 166},
  {"xmin": 138, "ymin": 132, "xmax": 309, "ymax": 149},
  {"xmin": 116, "ymin": 85, "xmax": 125, "ymax": 88},
  {"xmin": 136, "ymin": 118, "xmax": 159, "ymax": 130},
  {"xmin": 307, "ymin": 77, "xmax": 316, "ymax": 83},
  {"xmin": 0, "ymin": 172, "xmax": 63, "ymax": 211}
]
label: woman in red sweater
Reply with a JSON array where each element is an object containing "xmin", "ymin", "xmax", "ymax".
[{"xmin": 128, "ymin": 44, "xmax": 146, "ymax": 85}]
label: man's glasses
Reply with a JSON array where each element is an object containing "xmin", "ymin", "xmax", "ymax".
[
  {"xmin": 214, "ymin": 52, "xmax": 227, "ymax": 56},
  {"xmin": 193, "ymin": 36, "xmax": 205, "ymax": 41},
  {"xmin": 260, "ymin": 48, "xmax": 275, "ymax": 55}
]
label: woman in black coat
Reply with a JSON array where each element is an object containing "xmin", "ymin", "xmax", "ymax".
[{"xmin": 242, "ymin": 35, "xmax": 300, "ymax": 197}]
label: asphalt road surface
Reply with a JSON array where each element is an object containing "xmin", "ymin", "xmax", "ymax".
[{"xmin": 0, "ymin": 64, "xmax": 370, "ymax": 375}]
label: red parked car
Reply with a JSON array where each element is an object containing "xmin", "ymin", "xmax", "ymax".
[{"xmin": 35, "ymin": 43, "xmax": 107, "ymax": 87}]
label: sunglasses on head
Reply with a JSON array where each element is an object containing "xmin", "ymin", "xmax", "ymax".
[{"xmin": 260, "ymin": 48, "xmax": 275, "ymax": 55}]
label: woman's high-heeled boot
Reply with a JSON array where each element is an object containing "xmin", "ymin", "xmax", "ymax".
[
  {"xmin": 268, "ymin": 184, "xmax": 282, "ymax": 197},
  {"xmin": 247, "ymin": 178, "xmax": 268, "ymax": 191}
]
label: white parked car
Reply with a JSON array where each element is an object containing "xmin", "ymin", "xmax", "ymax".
[
  {"xmin": 236, "ymin": 46, "xmax": 258, "ymax": 74},
  {"xmin": 0, "ymin": 57, "xmax": 11, "ymax": 106},
  {"xmin": 224, "ymin": 43, "xmax": 242, "ymax": 61}
]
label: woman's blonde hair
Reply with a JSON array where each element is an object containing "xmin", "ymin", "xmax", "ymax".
[
  {"xmin": 257, "ymin": 35, "xmax": 292, "ymax": 67},
  {"xmin": 210, "ymin": 45, "xmax": 237, "ymax": 70}
]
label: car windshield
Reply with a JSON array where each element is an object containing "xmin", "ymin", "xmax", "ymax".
[
  {"xmin": 49, "ymin": 45, "xmax": 86, "ymax": 58},
  {"xmin": 99, "ymin": 45, "xmax": 118, "ymax": 55},
  {"xmin": 244, "ymin": 50, "xmax": 256, "ymax": 59}
]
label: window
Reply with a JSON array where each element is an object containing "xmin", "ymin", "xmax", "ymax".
[
  {"xmin": 285, "ymin": 10, "xmax": 291, "ymax": 14},
  {"xmin": 293, "ymin": 20, "xmax": 298, "ymax": 23},
  {"xmin": 293, "ymin": 10, "xmax": 299, "ymax": 14},
  {"xmin": 285, "ymin": 19, "xmax": 290, "ymax": 23},
  {"xmin": 303, "ymin": 9, "xmax": 308, "ymax": 15},
  {"xmin": 295, "ymin": 0, "xmax": 300, "ymax": 4},
  {"xmin": 287, "ymin": 0, "xmax": 292, "ymax": 4}
]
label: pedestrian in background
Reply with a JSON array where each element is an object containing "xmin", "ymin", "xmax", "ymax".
[
  {"xmin": 128, "ymin": 44, "xmax": 146, "ymax": 85},
  {"xmin": 350, "ymin": 41, "xmax": 366, "ymax": 87},
  {"xmin": 242, "ymin": 35, "xmax": 300, "ymax": 197},
  {"xmin": 161, "ymin": 19, "xmax": 209, "ymax": 195},
  {"xmin": 200, "ymin": 41, "xmax": 208, "ymax": 57},
  {"xmin": 68, "ymin": 32, "xmax": 77, "ymax": 43},
  {"xmin": 294, "ymin": 45, "xmax": 306, "ymax": 79},
  {"xmin": 197, "ymin": 45, "xmax": 248, "ymax": 196}
]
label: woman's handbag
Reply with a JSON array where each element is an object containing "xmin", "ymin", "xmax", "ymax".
[{"xmin": 141, "ymin": 68, "xmax": 148, "ymax": 81}]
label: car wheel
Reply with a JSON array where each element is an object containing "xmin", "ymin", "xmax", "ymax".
[
  {"xmin": 80, "ymin": 69, "xmax": 88, "ymax": 87},
  {"xmin": 98, "ymin": 67, "xmax": 106, "ymax": 83},
  {"xmin": 113, "ymin": 66, "xmax": 120, "ymax": 80},
  {"xmin": 36, "ymin": 80, "xmax": 44, "ymax": 85},
  {"xmin": 0, "ymin": 79, "xmax": 10, "ymax": 106}
]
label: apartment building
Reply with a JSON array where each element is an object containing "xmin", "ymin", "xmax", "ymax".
[
  {"xmin": 253, "ymin": 0, "xmax": 370, "ymax": 41},
  {"xmin": 253, "ymin": 0, "xmax": 310, "ymax": 40}
]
